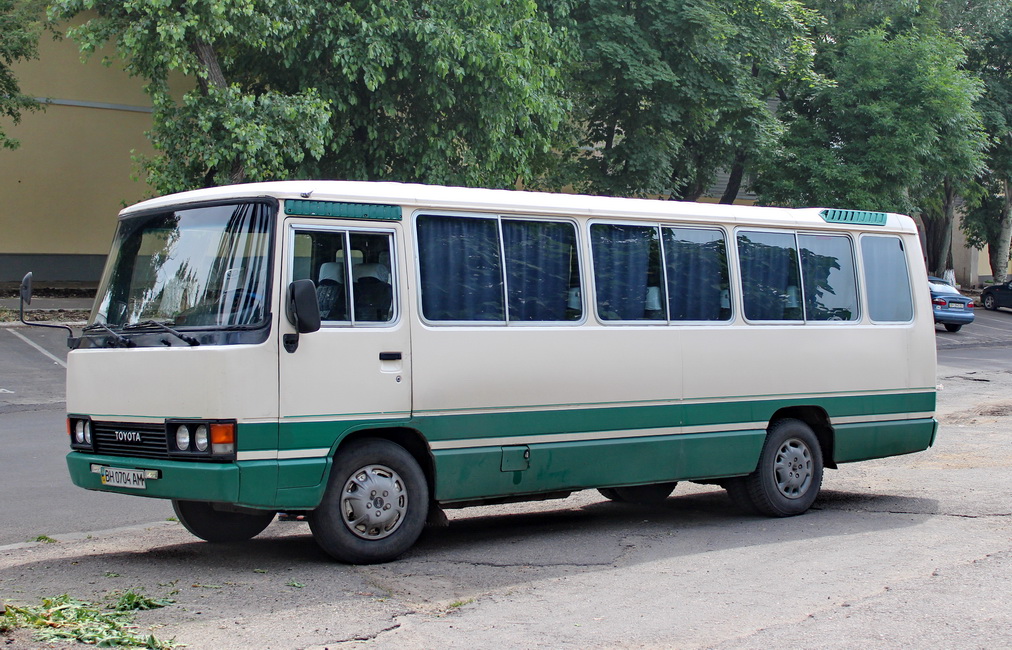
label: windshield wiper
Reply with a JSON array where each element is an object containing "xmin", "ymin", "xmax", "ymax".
[
  {"xmin": 123, "ymin": 320, "xmax": 200, "ymax": 346},
  {"xmin": 82, "ymin": 323, "xmax": 135, "ymax": 348}
]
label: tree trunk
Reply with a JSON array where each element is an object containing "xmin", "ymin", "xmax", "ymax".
[
  {"xmin": 191, "ymin": 39, "xmax": 227, "ymax": 93},
  {"xmin": 190, "ymin": 38, "xmax": 245, "ymax": 185},
  {"xmin": 923, "ymin": 179, "xmax": 957, "ymax": 277},
  {"xmin": 720, "ymin": 150, "xmax": 747, "ymax": 204},
  {"xmin": 989, "ymin": 177, "xmax": 1012, "ymax": 284}
]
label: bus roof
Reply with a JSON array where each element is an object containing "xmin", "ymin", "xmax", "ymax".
[{"xmin": 120, "ymin": 180, "xmax": 918, "ymax": 233}]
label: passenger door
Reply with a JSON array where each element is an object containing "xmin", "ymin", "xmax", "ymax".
[{"xmin": 277, "ymin": 220, "xmax": 411, "ymax": 476}]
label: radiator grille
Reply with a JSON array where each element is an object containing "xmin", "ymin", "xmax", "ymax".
[{"xmin": 92, "ymin": 421, "xmax": 169, "ymax": 459}]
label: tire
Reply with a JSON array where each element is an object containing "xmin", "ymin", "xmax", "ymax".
[
  {"xmin": 730, "ymin": 419, "xmax": 823, "ymax": 517},
  {"xmin": 944, "ymin": 323, "xmax": 962, "ymax": 332},
  {"xmin": 983, "ymin": 294, "xmax": 996, "ymax": 310},
  {"xmin": 309, "ymin": 439, "xmax": 428, "ymax": 564},
  {"xmin": 172, "ymin": 500, "xmax": 275, "ymax": 543},
  {"xmin": 597, "ymin": 482, "xmax": 677, "ymax": 504},
  {"xmin": 722, "ymin": 477, "xmax": 760, "ymax": 515}
]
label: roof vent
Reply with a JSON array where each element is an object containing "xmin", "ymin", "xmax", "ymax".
[{"xmin": 819, "ymin": 209, "xmax": 888, "ymax": 226}]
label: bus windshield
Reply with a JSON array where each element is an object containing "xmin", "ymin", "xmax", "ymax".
[{"xmin": 91, "ymin": 202, "xmax": 273, "ymax": 330}]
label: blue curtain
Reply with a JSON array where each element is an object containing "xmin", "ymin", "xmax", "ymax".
[
  {"xmin": 417, "ymin": 215, "xmax": 504, "ymax": 321},
  {"xmin": 591, "ymin": 224, "xmax": 656, "ymax": 320},
  {"xmin": 737, "ymin": 231, "xmax": 802, "ymax": 321},
  {"xmin": 663, "ymin": 228, "xmax": 729, "ymax": 321},
  {"xmin": 503, "ymin": 220, "xmax": 577, "ymax": 321}
]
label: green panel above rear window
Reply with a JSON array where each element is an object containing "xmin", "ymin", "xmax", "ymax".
[
  {"xmin": 285, "ymin": 200, "xmax": 401, "ymax": 221},
  {"xmin": 820, "ymin": 209, "xmax": 888, "ymax": 226}
]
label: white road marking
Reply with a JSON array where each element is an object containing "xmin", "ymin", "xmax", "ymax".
[{"xmin": 7, "ymin": 328, "xmax": 67, "ymax": 368}]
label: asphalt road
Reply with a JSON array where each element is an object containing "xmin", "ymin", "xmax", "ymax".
[
  {"xmin": 0, "ymin": 325, "xmax": 173, "ymax": 546},
  {"xmin": 2, "ymin": 312, "xmax": 1011, "ymax": 648}
]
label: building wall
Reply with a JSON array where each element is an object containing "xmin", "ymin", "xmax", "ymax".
[{"xmin": 0, "ymin": 19, "xmax": 156, "ymax": 284}]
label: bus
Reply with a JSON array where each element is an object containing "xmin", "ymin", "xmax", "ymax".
[{"xmin": 32, "ymin": 181, "xmax": 937, "ymax": 564}]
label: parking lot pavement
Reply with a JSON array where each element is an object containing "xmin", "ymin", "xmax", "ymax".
[
  {"xmin": 934, "ymin": 306, "xmax": 1012, "ymax": 349},
  {"xmin": 0, "ymin": 326, "xmax": 70, "ymax": 413}
]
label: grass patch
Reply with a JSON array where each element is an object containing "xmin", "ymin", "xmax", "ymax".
[{"xmin": 1, "ymin": 593, "xmax": 177, "ymax": 648}]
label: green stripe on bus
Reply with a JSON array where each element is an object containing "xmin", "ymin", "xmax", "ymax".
[{"xmin": 285, "ymin": 199, "xmax": 402, "ymax": 221}]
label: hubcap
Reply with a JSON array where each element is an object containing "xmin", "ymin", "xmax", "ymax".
[
  {"xmin": 774, "ymin": 438, "xmax": 813, "ymax": 499},
  {"xmin": 341, "ymin": 464, "xmax": 407, "ymax": 540}
]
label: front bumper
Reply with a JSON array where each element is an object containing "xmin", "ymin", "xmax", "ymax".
[{"xmin": 67, "ymin": 452, "xmax": 243, "ymax": 504}]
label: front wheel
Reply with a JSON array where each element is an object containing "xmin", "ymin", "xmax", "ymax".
[
  {"xmin": 983, "ymin": 294, "xmax": 997, "ymax": 310},
  {"xmin": 172, "ymin": 500, "xmax": 275, "ymax": 542},
  {"xmin": 726, "ymin": 419, "xmax": 823, "ymax": 517},
  {"xmin": 944, "ymin": 323, "xmax": 962, "ymax": 332},
  {"xmin": 309, "ymin": 439, "xmax": 428, "ymax": 564}
]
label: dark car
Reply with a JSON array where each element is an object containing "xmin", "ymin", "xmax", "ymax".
[
  {"xmin": 929, "ymin": 276, "xmax": 974, "ymax": 332},
  {"xmin": 981, "ymin": 279, "xmax": 1012, "ymax": 312}
]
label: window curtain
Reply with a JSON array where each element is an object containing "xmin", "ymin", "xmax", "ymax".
[
  {"xmin": 591, "ymin": 224, "xmax": 654, "ymax": 320},
  {"xmin": 503, "ymin": 220, "xmax": 576, "ymax": 321},
  {"xmin": 664, "ymin": 228, "xmax": 729, "ymax": 321},
  {"xmin": 737, "ymin": 231, "xmax": 802, "ymax": 321},
  {"xmin": 214, "ymin": 203, "xmax": 271, "ymax": 326},
  {"xmin": 417, "ymin": 215, "xmax": 504, "ymax": 321}
]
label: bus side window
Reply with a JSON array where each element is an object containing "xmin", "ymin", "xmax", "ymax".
[
  {"xmin": 591, "ymin": 223, "xmax": 664, "ymax": 321},
  {"xmin": 662, "ymin": 227, "xmax": 731, "ymax": 321},
  {"xmin": 737, "ymin": 230, "xmax": 804, "ymax": 322},
  {"xmin": 862, "ymin": 235, "xmax": 912, "ymax": 322},
  {"xmin": 503, "ymin": 219, "xmax": 582, "ymax": 322}
]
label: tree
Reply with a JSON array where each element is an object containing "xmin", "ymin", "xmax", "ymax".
[
  {"xmin": 0, "ymin": 0, "xmax": 44, "ymax": 150},
  {"xmin": 753, "ymin": 26, "xmax": 986, "ymax": 275},
  {"xmin": 49, "ymin": 0, "xmax": 573, "ymax": 194},
  {"xmin": 548, "ymin": 0, "xmax": 818, "ymax": 200},
  {"xmin": 959, "ymin": 5, "xmax": 1012, "ymax": 282}
]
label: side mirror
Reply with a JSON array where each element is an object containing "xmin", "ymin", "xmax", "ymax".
[
  {"xmin": 19, "ymin": 271, "xmax": 33, "ymax": 306},
  {"xmin": 18, "ymin": 271, "xmax": 78, "ymax": 347},
  {"xmin": 284, "ymin": 279, "xmax": 320, "ymax": 353}
]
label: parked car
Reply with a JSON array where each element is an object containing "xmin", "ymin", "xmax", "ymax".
[
  {"xmin": 929, "ymin": 276, "xmax": 974, "ymax": 332},
  {"xmin": 981, "ymin": 279, "xmax": 1012, "ymax": 312}
]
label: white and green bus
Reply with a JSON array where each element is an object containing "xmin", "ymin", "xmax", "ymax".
[{"xmin": 33, "ymin": 181, "xmax": 937, "ymax": 563}]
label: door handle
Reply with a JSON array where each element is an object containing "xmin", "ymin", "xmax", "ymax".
[{"xmin": 379, "ymin": 352, "xmax": 402, "ymax": 361}]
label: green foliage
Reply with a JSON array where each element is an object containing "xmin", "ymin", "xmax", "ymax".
[
  {"xmin": 0, "ymin": 0, "xmax": 45, "ymax": 150},
  {"xmin": 49, "ymin": 0, "xmax": 573, "ymax": 193},
  {"xmin": 960, "ymin": 4, "xmax": 1012, "ymax": 264},
  {"xmin": 110, "ymin": 589, "xmax": 174, "ymax": 612},
  {"xmin": 553, "ymin": 0, "xmax": 819, "ymax": 199},
  {"xmin": 2, "ymin": 594, "xmax": 176, "ymax": 648},
  {"xmin": 753, "ymin": 26, "xmax": 986, "ymax": 213}
]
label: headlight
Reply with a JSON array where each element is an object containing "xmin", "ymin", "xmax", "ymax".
[
  {"xmin": 166, "ymin": 419, "xmax": 236, "ymax": 460},
  {"xmin": 194, "ymin": 424, "xmax": 209, "ymax": 452},
  {"xmin": 75, "ymin": 420, "xmax": 85, "ymax": 444},
  {"xmin": 175, "ymin": 424, "xmax": 190, "ymax": 451},
  {"xmin": 83, "ymin": 420, "xmax": 92, "ymax": 444}
]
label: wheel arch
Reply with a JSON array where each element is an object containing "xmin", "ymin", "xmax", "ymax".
[
  {"xmin": 334, "ymin": 427, "xmax": 436, "ymax": 497},
  {"xmin": 768, "ymin": 406, "xmax": 837, "ymax": 469}
]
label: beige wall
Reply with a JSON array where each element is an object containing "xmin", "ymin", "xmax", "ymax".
[{"xmin": 0, "ymin": 17, "xmax": 157, "ymax": 282}]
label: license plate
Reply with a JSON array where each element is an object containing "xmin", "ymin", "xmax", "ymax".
[
  {"xmin": 950, "ymin": 303, "xmax": 963, "ymax": 309},
  {"xmin": 101, "ymin": 467, "xmax": 146, "ymax": 489}
]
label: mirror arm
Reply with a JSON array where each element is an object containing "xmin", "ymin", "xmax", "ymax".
[{"xmin": 18, "ymin": 272, "xmax": 79, "ymax": 348}]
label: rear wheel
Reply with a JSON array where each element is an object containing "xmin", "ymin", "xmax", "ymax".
[
  {"xmin": 983, "ymin": 294, "xmax": 997, "ymax": 310},
  {"xmin": 725, "ymin": 419, "xmax": 823, "ymax": 517},
  {"xmin": 944, "ymin": 323, "xmax": 962, "ymax": 332},
  {"xmin": 597, "ymin": 482, "xmax": 677, "ymax": 504},
  {"xmin": 172, "ymin": 500, "xmax": 275, "ymax": 542},
  {"xmin": 309, "ymin": 439, "xmax": 428, "ymax": 564}
]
